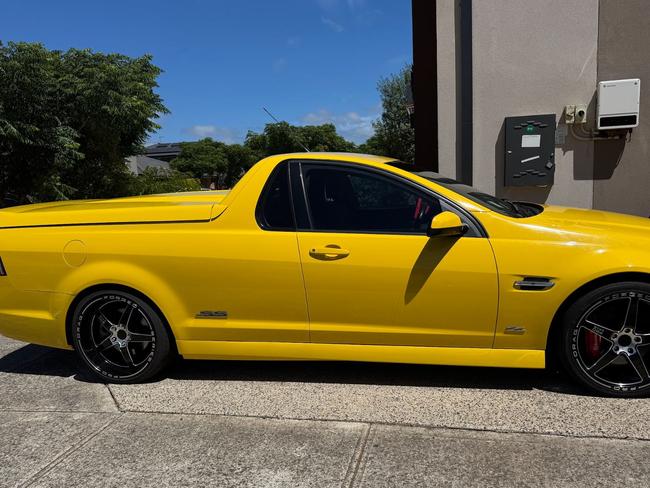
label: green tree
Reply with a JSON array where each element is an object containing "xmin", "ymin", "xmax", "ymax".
[
  {"xmin": 222, "ymin": 143, "xmax": 257, "ymax": 186},
  {"xmin": 300, "ymin": 123, "xmax": 356, "ymax": 153},
  {"xmin": 172, "ymin": 138, "xmax": 258, "ymax": 188},
  {"xmin": 0, "ymin": 41, "xmax": 168, "ymax": 203},
  {"xmin": 128, "ymin": 167, "xmax": 200, "ymax": 195},
  {"xmin": 171, "ymin": 138, "xmax": 228, "ymax": 179},
  {"xmin": 244, "ymin": 122, "xmax": 356, "ymax": 157},
  {"xmin": 360, "ymin": 65, "xmax": 414, "ymax": 163},
  {"xmin": 0, "ymin": 42, "xmax": 81, "ymax": 202}
]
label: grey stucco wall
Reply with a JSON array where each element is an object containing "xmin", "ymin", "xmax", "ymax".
[
  {"xmin": 471, "ymin": 0, "xmax": 598, "ymax": 208},
  {"xmin": 594, "ymin": 0, "xmax": 650, "ymax": 217},
  {"xmin": 436, "ymin": 0, "xmax": 458, "ymax": 179},
  {"xmin": 433, "ymin": 0, "xmax": 650, "ymax": 215}
]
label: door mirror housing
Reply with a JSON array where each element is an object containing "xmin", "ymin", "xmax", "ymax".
[{"xmin": 427, "ymin": 211, "xmax": 469, "ymax": 238}]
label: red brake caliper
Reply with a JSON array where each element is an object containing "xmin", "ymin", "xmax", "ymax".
[{"xmin": 585, "ymin": 331, "xmax": 603, "ymax": 360}]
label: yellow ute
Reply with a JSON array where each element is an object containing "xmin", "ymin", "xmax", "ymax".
[{"xmin": 1, "ymin": 152, "xmax": 650, "ymax": 396}]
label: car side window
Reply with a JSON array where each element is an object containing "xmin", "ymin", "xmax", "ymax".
[
  {"xmin": 257, "ymin": 162, "xmax": 295, "ymax": 230},
  {"xmin": 302, "ymin": 165, "xmax": 442, "ymax": 234}
]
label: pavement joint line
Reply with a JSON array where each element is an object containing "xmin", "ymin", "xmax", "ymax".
[
  {"xmin": 0, "ymin": 408, "xmax": 119, "ymax": 415},
  {"xmin": 105, "ymin": 384, "xmax": 122, "ymax": 412},
  {"xmin": 344, "ymin": 423, "xmax": 373, "ymax": 488},
  {"xmin": 351, "ymin": 425, "xmax": 376, "ymax": 488},
  {"xmin": 111, "ymin": 408, "xmax": 650, "ymax": 443},
  {"xmin": 18, "ymin": 415, "xmax": 121, "ymax": 488},
  {"xmin": 4, "ymin": 406, "xmax": 649, "ymax": 444}
]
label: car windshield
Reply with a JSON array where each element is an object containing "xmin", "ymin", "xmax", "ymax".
[{"xmin": 412, "ymin": 171, "xmax": 543, "ymax": 218}]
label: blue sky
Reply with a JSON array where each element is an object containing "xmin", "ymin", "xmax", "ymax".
[{"xmin": 1, "ymin": 0, "xmax": 412, "ymax": 145}]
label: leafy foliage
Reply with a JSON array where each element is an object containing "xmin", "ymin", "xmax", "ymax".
[
  {"xmin": 0, "ymin": 41, "xmax": 413, "ymax": 201},
  {"xmin": 171, "ymin": 139, "xmax": 229, "ymax": 179},
  {"xmin": 360, "ymin": 65, "xmax": 414, "ymax": 163},
  {"xmin": 174, "ymin": 123, "xmax": 355, "ymax": 189},
  {"xmin": 128, "ymin": 167, "xmax": 200, "ymax": 195},
  {"xmin": 0, "ymin": 41, "xmax": 168, "ymax": 203},
  {"xmin": 171, "ymin": 138, "xmax": 257, "ymax": 188},
  {"xmin": 223, "ymin": 143, "xmax": 258, "ymax": 186},
  {"xmin": 245, "ymin": 122, "xmax": 356, "ymax": 158}
]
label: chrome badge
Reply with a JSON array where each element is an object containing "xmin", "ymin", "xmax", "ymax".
[{"xmin": 195, "ymin": 311, "xmax": 228, "ymax": 319}]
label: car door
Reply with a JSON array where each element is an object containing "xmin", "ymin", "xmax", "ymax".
[
  {"xmin": 172, "ymin": 161, "xmax": 310, "ymax": 344},
  {"xmin": 292, "ymin": 161, "xmax": 498, "ymax": 348}
]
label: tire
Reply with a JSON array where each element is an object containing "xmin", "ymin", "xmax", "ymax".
[
  {"xmin": 560, "ymin": 281, "xmax": 650, "ymax": 397},
  {"xmin": 71, "ymin": 289, "xmax": 172, "ymax": 384}
]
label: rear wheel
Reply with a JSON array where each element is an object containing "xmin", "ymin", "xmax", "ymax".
[
  {"xmin": 561, "ymin": 282, "xmax": 650, "ymax": 397},
  {"xmin": 71, "ymin": 290, "xmax": 172, "ymax": 383}
]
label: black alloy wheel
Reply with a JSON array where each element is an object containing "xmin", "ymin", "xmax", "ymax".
[
  {"xmin": 561, "ymin": 282, "xmax": 650, "ymax": 397},
  {"xmin": 71, "ymin": 290, "xmax": 171, "ymax": 383}
]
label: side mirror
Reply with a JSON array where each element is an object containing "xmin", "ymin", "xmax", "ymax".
[{"xmin": 427, "ymin": 211, "xmax": 469, "ymax": 238}]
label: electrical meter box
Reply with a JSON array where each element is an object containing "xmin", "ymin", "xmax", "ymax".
[
  {"xmin": 504, "ymin": 114, "xmax": 556, "ymax": 187},
  {"xmin": 597, "ymin": 78, "xmax": 640, "ymax": 130}
]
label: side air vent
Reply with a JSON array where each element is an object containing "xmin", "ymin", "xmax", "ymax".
[
  {"xmin": 514, "ymin": 277, "xmax": 554, "ymax": 291},
  {"xmin": 0, "ymin": 257, "xmax": 6, "ymax": 276}
]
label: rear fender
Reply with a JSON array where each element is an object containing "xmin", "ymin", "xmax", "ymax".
[{"xmin": 54, "ymin": 260, "xmax": 188, "ymax": 340}]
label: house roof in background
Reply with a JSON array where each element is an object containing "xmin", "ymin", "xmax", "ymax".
[
  {"xmin": 144, "ymin": 143, "xmax": 184, "ymax": 158},
  {"xmin": 126, "ymin": 155, "xmax": 171, "ymax": 175}
]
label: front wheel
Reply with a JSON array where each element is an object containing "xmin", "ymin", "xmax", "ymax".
[
  {"xmin": 561, "ymin": 282, "xmax": 650, "ymax": 397},
  {"xmin": 71, "ymin": 290, "xmax": 172, "ymax": 383}
]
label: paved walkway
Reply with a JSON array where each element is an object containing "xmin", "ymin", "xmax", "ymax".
[{"xmin": 2, "ymin": 335, "xmax": 650, "ymax": 487}]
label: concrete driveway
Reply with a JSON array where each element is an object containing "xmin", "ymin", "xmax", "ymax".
[{"xmin": 2, "ymin": 334, "xmax": 650, "ymax": 487}]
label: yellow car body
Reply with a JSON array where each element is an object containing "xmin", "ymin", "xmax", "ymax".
[{"xmin": 2, "ymin": 152, "xmax": 650, "ymax": 374}]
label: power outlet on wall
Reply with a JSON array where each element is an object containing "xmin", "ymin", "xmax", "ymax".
[
  {"xmin": 565, "ymin": 105, "xmax": 576, "ymax": 124},
  {"xmin": 564, "ymin": 104, "xmax": 587, "ymax": 124}
]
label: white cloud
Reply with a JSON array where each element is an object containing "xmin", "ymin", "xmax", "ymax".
[
  {"xmin": 187, "ymin": 125, "xmax": 217, "ymax": 138},
  {"xmin": 272, "ymin": 57, "xmax": 288, "ymax": 73},
  {"xmin": 356, "ymin": 7, "xmax": 383, "ymax": 26},
  {"xmin": 287, "ymin": 36, "xmax": 301, "ymax": 46},
  {"xmin": 346, "ymin": 0, "xmax": 366, "ymax": 10},
  {"xmin": 316, "ymin": 0, "xmax": 339, "ymax": 11},
  {"xmin": 301, "ymin": 108, "xmax": 379, "ymax": 143},
  {"xmin": 316, "ymin": 0, "xmax": 365, "ymax": 11},
  {"xmin": 321, "ymin": 16, "xmax": 344, "ymax": 32},
  {"xmin": 185, "ymin": 125, "xmax": 241, "ymax": 144},
  {"xmin": 315, "ymin": 0, "xmax": 379, "ymax": 24}
]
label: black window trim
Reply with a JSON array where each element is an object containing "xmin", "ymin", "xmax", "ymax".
[
  {"xmin": 291, "ymin": 161, "xmax": 313, "ymax": 229},
  {"xmin": 254, "ymin": 161, "xmax": 297, "ymax": 232},
  {"xmin": 286, "ymin": 159, "xmax": 487, "ymax": 238}
]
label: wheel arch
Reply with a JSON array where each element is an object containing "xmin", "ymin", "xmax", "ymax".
[
  {"xmin": 65, "ymin": 283, "xmax": 178, "ymax": 355},
  {"xmin": 546, "ymin": 271, "xmax": 650, "ymax": 367}
]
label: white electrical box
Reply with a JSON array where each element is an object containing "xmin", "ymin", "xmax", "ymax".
[{"xmin": 597, "ymin": 78, "xmax": 640, "ymax": 130}]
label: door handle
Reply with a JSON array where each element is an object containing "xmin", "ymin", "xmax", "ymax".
[{"xmin": 309, "ymin": 246, "xmax": 350, "ymax": 259}]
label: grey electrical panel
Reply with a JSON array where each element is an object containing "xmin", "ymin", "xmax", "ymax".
[{"xmin": 504, "ymin": 114, "xmax": 556, "ymax": 187}]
